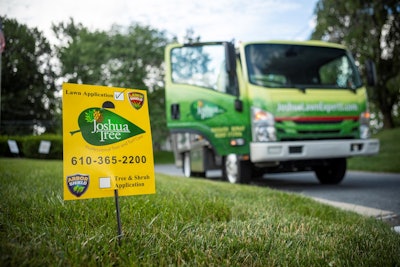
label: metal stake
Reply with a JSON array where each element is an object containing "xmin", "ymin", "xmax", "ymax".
[{"xmin": 114, "ymin": 189, "xmax": 123, "ymax": 246}]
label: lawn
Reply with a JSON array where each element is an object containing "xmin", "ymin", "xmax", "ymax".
[
  {"xmin": 348, "ymin": 127, "xmax": 400, "ymax": 173},
  {"xmin": 0, "ymin": 158, "xmax": 399, "ymax": 266}
]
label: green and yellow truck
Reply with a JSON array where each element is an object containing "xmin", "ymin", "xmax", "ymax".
[{"xmin": 164, "ymin": 41, "xmax": 379, "ymax": 184}]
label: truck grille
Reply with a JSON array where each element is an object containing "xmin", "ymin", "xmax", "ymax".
[{"xmin": 275, "ymin": 116, "xmax": 359, "ymax": 141}]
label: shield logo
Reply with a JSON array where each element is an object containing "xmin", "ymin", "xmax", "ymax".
[
  {"xmin": 66, "ymin": 174, "xmax": 90, "ymax": 197},
  {"xmin": 128, "ymin": 92, "xmax": 144, "ymax": 110}
]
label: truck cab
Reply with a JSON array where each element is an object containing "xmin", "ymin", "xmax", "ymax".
[{"xmin": 164, "ymin": 41, "xmax": 379, "ymax": 184}]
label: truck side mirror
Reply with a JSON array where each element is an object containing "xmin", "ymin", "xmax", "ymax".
[
  {"xmin": 224, "ymin": 42, "xmax": 236, "ymax": 73},
  {"xmin": 224, "ymin": 42, "xmax": 239, "ymax": 96},
  {"xmin": 365, "ymin": 59, "xmax": 377, "ymax": 86}
]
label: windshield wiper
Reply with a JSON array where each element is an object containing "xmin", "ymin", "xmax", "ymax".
[
  {"xmin": 289, "ymin": 84, "xmax": 307, "ymax": 93},
  {"xmin": 298, "ymin": 86, "xmax": 307, "ymax": 93}
]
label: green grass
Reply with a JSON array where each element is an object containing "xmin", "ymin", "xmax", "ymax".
[
  {"xmin": 348, "ymin": 128, "xmax": 400, "ymax": 173},
  {"xmin": 1, "ymin": 158, "xmax": 399, "ymax": 266}
]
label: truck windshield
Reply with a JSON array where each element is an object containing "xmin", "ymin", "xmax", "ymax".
[{"xmin": 245, "ymin": 44, "xmax": 362, "ymax": 89}]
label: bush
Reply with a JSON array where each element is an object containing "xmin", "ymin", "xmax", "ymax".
[
  {"xmin": 0, "ymin": 135, "xmax": 63, "ymax": 159},
  {"xmin": 0, "ymin": 135, "xmax": 171, "ymax": 162}
]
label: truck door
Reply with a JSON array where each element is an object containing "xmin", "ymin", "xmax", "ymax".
[{"xmin": 165, "ymin": 42, "xmax": 250, "ymax": 157}]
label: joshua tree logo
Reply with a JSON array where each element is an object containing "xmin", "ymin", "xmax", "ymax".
[
  {"xmin": 70, "ymin": 107, "xmax": 145, "ymax": 146},
  {"xmin": 190, "ymin": 100, "xmax": 226, "ymax": 121}
]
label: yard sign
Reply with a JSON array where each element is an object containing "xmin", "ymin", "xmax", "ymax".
[{"xmin": 62, "ymin": 83, "xmax": 155, "ymax": 200}]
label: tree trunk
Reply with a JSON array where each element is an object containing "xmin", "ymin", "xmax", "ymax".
[
  {"xmin": 382, "ymin": 109, "xmax": 395, "ymax": 129},
  {"xmin": 376, "ymin": 80, "xmax": 395, "ymax": 129}
]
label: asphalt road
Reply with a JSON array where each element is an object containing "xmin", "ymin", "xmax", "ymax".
[
  {"xmin": 255, "ymin": 171, "xmax": 400, "ymax": 218},
  {"xmin": 155, "ymin": 164, "xmax": 400, "ymax": 221}
]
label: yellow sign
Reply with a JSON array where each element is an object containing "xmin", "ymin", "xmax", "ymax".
[{"xmin": 62, "ymin": 83, "xmax": 155, "ymax": 200}]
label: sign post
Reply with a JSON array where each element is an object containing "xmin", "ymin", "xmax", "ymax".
[
  {"xmin": 62, "ymin": 83, "xmax": 155, "ymax": 242},
  {"xmin": 114, "ymin": 189, "xmax": 122, "ymax": 245}
]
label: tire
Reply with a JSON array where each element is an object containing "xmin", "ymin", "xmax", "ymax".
[
  {"xmin": 182, "ymin": 152, "xmax": 192, "ymax": 177},
  {"xmin": 223, "ymin": 154, "xmax": 252, "ymax": 184},
  {"xmin": 314, "ymin": 158, "xmax": 347, "ymax": 185}
]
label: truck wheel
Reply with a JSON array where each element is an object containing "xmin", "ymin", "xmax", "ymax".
[
  {"xmin": 223, "ymin": 154, "xmax": 252, "ymax": 184},
  {"xmin": 314, "ymin": 158, "xmax": 347, "ymax": 185},
  {"xmin": 183, "ymin": 152, "xmax": 192, "ymax": 177}
]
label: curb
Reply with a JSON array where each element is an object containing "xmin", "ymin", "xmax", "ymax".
[{"xmin": 311, "ymin": 197, "xmax": 400, "ymax": 234}]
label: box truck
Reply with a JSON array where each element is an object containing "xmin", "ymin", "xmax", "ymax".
[{"xmin": 165, "ymin": 41, "xmax": 379, "ymax": 184}]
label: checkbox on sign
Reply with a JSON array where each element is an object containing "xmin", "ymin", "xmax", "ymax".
[
  {"xmin": 99, "ymin": 177, "xmax": 111, "ymax": 189},
  {"xmin": 114, "ymin": 91, "xmax": 124, "ymax": 101}
]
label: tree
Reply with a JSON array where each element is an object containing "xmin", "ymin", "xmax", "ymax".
[
  {"xmin": 0, "ymin": 16, "xmax": 59, "ymax": 135},
  {"xmin": 52, "ymin": 18, "xmax": 172, "ymax": 147},
  {"xmin": 52, "ymin": 19, "xmax": 170, "ymax": 88},
  {"xmin": 312, "ymin": 1, "xmax": 400, "ymax": 128}
]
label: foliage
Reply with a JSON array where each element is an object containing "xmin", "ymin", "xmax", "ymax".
[
  {"xmin": 0, "ymin": 134, "xmax": 171, "ymax": 162},
  {"xmin": 1, "ymin": 158, "xmax": 399, "ymax": 266},
  {"xmin": 52, "ymin": 18, "xmax": 170, "ymax": 89},
  {"xmin": 52, "ymin": 18, "xmax": 172, "ymax": 145},
  {"xmin": 348, "ymin": 127, "xmax": 400, "ymax": 173},
  {"xmin": 148, "ymin": 88, "xmax": 168, "ymax": 150},
  {"xmin": 312, "ymin": 1, "xmax": 400, "ymax": 128},
  {"xmin": 0, "ymin": 134, "xmax": 62, "ymax": 159},
  {"xmin": 0, "ymin": 16, "xmax": 60, "ymax": 135},
  {"xmin": 152, "ymin": 150, "xmax": 174, "ymax": 164},
  {"xmin": 20, "ymin": 134, "xmax": 63, "ymax": 159}
]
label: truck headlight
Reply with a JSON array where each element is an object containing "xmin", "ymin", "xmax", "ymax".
[
  {"xmin": 359, "ymin": 111, "xmax": 371, "ymax": 139},
  {"xmin": 252, "ymin": 107, "xmax": 276, "ymax": 142}
]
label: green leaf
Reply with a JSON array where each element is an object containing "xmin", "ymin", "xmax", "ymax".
[
  {"xmin": 75, "ymin": 108, "xmax": 145, "ymax": 146},
  {"xmin": 85, "ymin": 109, "xmax": 95, "ymax": 122}
]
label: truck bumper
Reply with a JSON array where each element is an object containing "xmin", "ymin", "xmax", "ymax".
[{"xmin": 250, "ymin": 139, "xmax": 380, "ymax": 163}]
